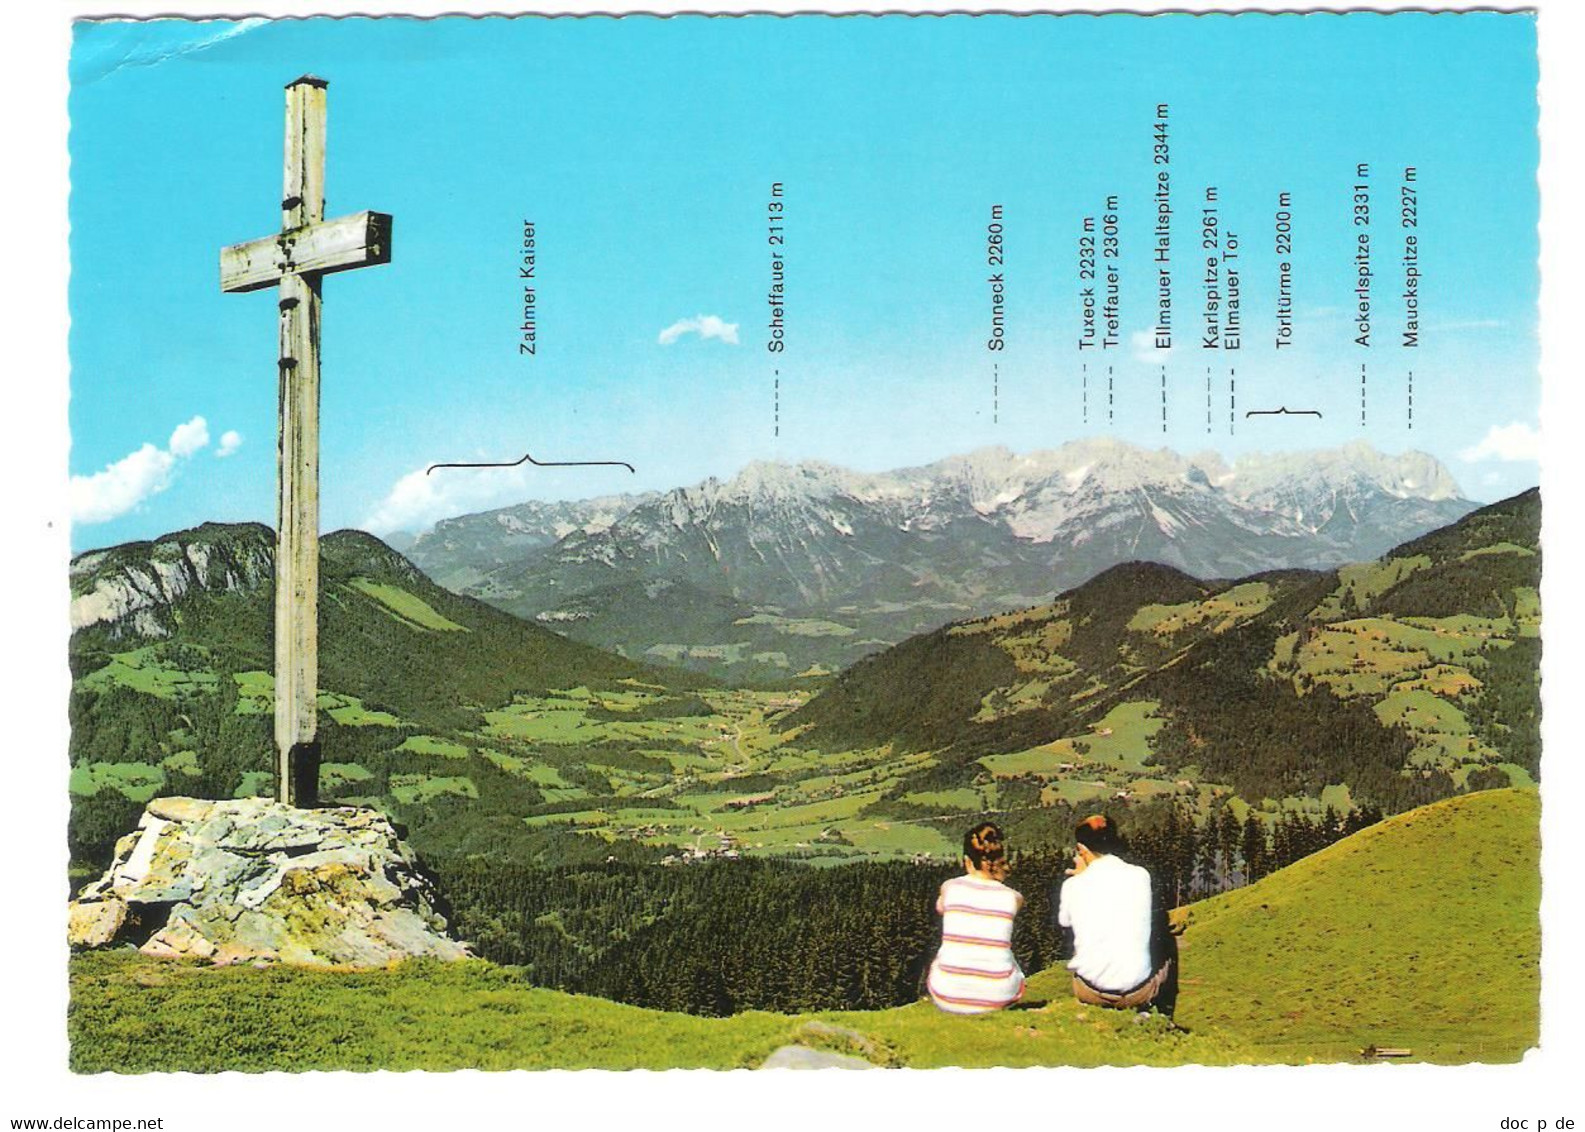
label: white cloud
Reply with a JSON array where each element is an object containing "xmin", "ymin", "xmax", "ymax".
[
  {"xmin": 216, "ymin": 430, "xmax": 244, "ymax": 458},
  {"xmin": 658, "ymin": 314, "xmax": 739, "ymax": 346},
  {"xmin": 71, "ymin": 415, "xmax": 218, "ymax": 525},
  {"xmin": 364, "ymin": 468, "xmax": 445, "ymax": 534},
  {"xmin": 1460, "ymin": 422, "xmax": 1540, "ymax": 463},
  {"xmin": 365, "ymin": 464, "xmax": 548, "ymax": 535},
  {"xmin": 71, "ymin": 445, "xmax": 178, "ymax": 525},
  {"xmin": 168, "ymin": 417, "xmax": 210, "ymax": 458}
]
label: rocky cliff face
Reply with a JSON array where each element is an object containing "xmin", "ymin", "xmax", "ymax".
[
  {"xmin": 70, "ymin": 524, "xmax": 274, "ymax": 640},
  {"xmin": 68, "ymin": 797, "xmax": 471, "ymax": 968}
]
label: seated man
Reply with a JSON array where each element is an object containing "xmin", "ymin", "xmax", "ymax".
[{"xmin": 1054, "ymin": 814, "xmax": 1176, "ymax": 1015}]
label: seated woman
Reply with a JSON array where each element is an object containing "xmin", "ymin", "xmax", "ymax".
[{"xmin": 926, "ymin": 822, "xmax": 1026, "ymax": 1014}]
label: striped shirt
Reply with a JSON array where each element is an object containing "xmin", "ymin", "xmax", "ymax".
[{"xmin": 927, "ymin": 874, "xmax": 1026, "ymax": 1014}]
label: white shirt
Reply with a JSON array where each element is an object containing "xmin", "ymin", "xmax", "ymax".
[{"xmin": 1057, "ymin": 853, "xmax": 1154, "ymax": 992}]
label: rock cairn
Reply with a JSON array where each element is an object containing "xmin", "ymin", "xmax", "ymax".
[{"xmin": 68, "ymin": 797, "xmax": 470, "ymax": 967}]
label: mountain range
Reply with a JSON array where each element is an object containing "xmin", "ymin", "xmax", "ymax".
[{"xmin": 406, "ymin": 439, "xmax": 1477, "ymax": 682}]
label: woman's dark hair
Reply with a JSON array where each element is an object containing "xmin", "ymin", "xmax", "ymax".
[
  {"xmin": 1075, "ymin": 813, "xmax": 1126, "ymax": 856},
  {"xmin": 963, "ymin": 821, "xmax": 1009, "ymax": 880}
]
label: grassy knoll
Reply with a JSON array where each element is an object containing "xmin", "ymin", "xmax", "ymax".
[
  {"xmin": 1173, "ymin": 787, "xmax": 1539, "ymax": 1063},
  {"xmin": 69, "ymin": 788, "xmax": 1538, "ymax": 1071}
]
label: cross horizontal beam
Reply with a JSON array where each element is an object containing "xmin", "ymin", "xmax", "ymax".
[{"xmin": 220, "ymin": 210, "xmax": 392, "ymax": 293}]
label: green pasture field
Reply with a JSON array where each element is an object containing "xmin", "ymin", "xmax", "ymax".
[
  {"xmin": 389, "ymin": 774, "xmax": 479, "ymax": 805},
  {"xmin": 902, "ymin": 787, "xmax": 985, "ymax": 811},
  {"xmin": 348, "ymin": 577, "xmax": 469, "ymax": 632},
  {"xmin": 981, "ymin": 700, "xmax": 1164, "ymax": 779},
  {"xmin": 1314, "ymin": 555, "xmax": 1432, "ymax": 619},
  {"xmin": 395, "ymin": 735, "xmax": 471, "ymax": 759},
  {"xmin": 1459, "ymin": 542, "xmax": 1535, "ymax": 561},
  {"xmin": 1293, "ymin": 617, "xmax": 1497, "ymax": 698},
  {"xmin": 1129, "ymin": 581, "xmax": 1274, "ymax": 637},
  {"xmin": 732, "ymin": 613, "xmax": 857, "ymax": 637},
  {"xmin": 233, "ymin": 771, "xmax": 272, "ymax": 798},
  {"xmin": 79, "ymin": 648, "xmax": 218, "ymax": 700},
  {"xmin": 68, "ymin": 762, "xmax": 166, "ymax": 802},
  {"xmin": 231, "ymin": 672, "xmax": 406, "ymax": 728},
  {"xmin": 1373, "ymin": 688, "xmax": 1500, "ymax": 771}
]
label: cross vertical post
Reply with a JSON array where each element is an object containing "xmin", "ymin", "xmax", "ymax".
[
  {"xmin": 276, "ymin": 77, "xmax": 326, "ymax": 807},
  {"xmin": 220, "ymin": 76, "xmax": 393, "ymax": 808}
]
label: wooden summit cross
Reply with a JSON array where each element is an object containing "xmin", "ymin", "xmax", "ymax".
[{"xmin": 220, "ymin": 77, "xmax": 393, "ymax": 807}]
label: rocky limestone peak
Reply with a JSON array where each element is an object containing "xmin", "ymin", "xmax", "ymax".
[
  {"xmin": 1225, "ymin": 441, "xmax": 1463, "ymax": 504},
  {"xmin": 726, "ymin": 458, "xmax": 858, "ymax": 502},
  {"xmin": 1044, "ymin": 438, "xmax": 1200, "ymax": 494},
  {"xmin": 67, "ymin": 797, "xmax": 471, "ymax": 968},
  {"xmin": 477, "ymin": 440, "xmax": 1468, "ymax": 554},
  {"xmin": 910, "ymin": 445, "xmax": 1054, "ymax": 512},
  {"xmin": 1186, "ymin": 449, "xmax": 1235, "ymax": 487}
]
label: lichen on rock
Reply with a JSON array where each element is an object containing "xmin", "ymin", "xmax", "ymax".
[{"xmin": 68, "ymin": 796, "xmax": 471, "ymax": 968}]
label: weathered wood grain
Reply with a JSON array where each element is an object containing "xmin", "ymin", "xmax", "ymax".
[{"xmin": 220, "ymin": 211, "xmax": 392, "ymax": 293}]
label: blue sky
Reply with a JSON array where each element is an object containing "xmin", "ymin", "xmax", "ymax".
[{"xmin": 68, "ymin": 12, "xmax": 1539, "ymax": 550}]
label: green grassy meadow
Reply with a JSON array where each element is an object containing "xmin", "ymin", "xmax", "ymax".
[
  {"xmin": 68, "ymin": 952, "xmax": 1254, "ymax": 1072},
  {"xmin": 1173, "ymin": 787, "xmax": 1539, "ymax": 1062}
]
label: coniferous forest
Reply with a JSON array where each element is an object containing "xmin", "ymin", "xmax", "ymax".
[{"xmin": 429, "ymin": 799, "xmax": 1379, "ymax": 1016}]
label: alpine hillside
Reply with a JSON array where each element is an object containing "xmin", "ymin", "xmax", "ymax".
[
  {"xmin": 69, "ymin": 488, "xmax": 1536, "ymax": 881},
  {"xmin": 68, "ymin": 521, "xmax": 700, "ymax": 870},
  {"xmin": 786, "ymin": 487, "xmax": 1540, "ymax": 821},
  {"xmin": 66, "ymin": 493, "xmax": 1539, "ymax": 1020}
]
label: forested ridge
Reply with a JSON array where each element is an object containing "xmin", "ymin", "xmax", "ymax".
[{"xmin": 785, "ymin": 489, "xmax": 1541, "ymax": 813}]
